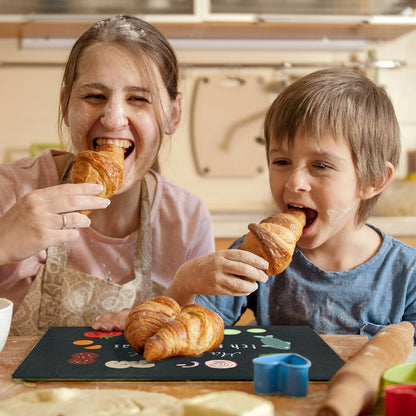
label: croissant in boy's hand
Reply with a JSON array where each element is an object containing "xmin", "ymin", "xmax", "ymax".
[
  {"xmin": 124, "ymin": 296, "xmax": 224, "ymax": 362},
  {"xmin": 239, "ymin": 208, "xmax": 306, "ymax": 275},
  {"xmin": 70, "ymin": 144, "xmax": 124, "ymax": 215}
]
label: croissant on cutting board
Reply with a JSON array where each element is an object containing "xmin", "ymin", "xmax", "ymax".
[
  {"xmin": 239, "ymin": 208, "xmax": 306, "ymax": 275},
  {"xmin": 124, "ymin": 296, "xmax": 181, "ymax": 353},
  {"xmin": 70, "ymin": 144, "xmax": 124, "ymax": 215},
  {"xmin": 143, "ymin": 303, "xmax": 224, "ymax": 362},
  {"xmin": 124, "ymin": 296, "xmax": 224, "ymax": 362}
]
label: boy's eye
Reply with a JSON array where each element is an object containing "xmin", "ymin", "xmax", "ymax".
[
  {"xmin": 314, "ymin": 162, "xmax": 331, "ymax": 170},
  {"xmin": 273, "ymin": 159, "xmax": 289, "ymax": 166}
]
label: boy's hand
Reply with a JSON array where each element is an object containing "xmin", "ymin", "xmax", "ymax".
[{"xmin": 165, "ymin": 250, "xmax": 269, "ymax": 306}]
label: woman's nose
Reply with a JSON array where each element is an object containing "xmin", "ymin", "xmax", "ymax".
[
  {"xmin": 100, "ymin": 101, "xmax": 128, "ymax": 130},
  {"xmin": 285, "ymin": 168, "xmax": 311, "ymax": 192}
]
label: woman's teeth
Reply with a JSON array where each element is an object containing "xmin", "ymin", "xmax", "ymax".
[
  {"xmin": 94, "ymin": 138, "xmax": 134, "ymax": 158},
  {"xmin": 95, "ymin": 138, "xmax": 131, "ymax": 148}
]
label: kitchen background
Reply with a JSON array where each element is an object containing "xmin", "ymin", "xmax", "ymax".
[{"xmin": 1, "ymin": 0, "xmax": 416, "ymax": 247}]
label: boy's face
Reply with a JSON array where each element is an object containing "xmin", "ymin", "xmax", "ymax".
[{"xmin": 268, "ymin": 130, "xmax": 367, "ymax": 252}]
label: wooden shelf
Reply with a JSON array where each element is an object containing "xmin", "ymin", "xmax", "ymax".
[
  {"xmin": 153, "ymin": 21, "xmax": 416, "ymax": 42},
  {"xmin": 0, "ymin": 20, "xmax": 416, "ymax": 41}
]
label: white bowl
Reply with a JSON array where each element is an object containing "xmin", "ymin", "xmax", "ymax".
[{"xmin": 0, "ymin": 298, "xmax": 13, "ymax": 353}]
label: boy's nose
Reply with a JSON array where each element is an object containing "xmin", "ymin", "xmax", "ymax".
[
  {"xmin": 100, "ymin": 102, "xmax": 128, "ymax": 131},
  {"xmin": 285, "ymin": 168, "xmax": 311, "ymax": 192}
]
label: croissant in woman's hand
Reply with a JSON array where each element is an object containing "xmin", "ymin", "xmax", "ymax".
[
  {"xmin": 239, "ymin": 208, "xmax": 306, "ymax": 275},
  {"xmin": 70, "ymin": 144, "xmax": 124, "ymax": 215}
]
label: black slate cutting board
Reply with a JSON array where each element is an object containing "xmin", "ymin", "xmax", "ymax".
[{"xmin": 13, "ymin": 326, "xmax": 344, "ymax": 382}]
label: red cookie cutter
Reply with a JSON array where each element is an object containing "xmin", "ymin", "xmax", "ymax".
[{"xmin": 384, "ymin": 384, "xmax": 416, "ymax": 416}]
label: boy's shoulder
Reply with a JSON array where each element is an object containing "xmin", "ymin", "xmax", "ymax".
[
  {"xmin": 371, "ymin": 224, "xmax": 416, "ymax": 254},
  {"xmin": 366, "ymin": 225, "xmax": 416, "ymax": 277}
]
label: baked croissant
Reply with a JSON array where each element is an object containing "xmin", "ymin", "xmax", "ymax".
[
  {"xmin": 70, "ymin": 144, "xmax": 124, "ymax": 215},
  {"xmin": 239, "ymin": 208, "xmax": 306, "ymax": 275},
  {"xmin": 124, "ymin": 296, "xmax": 181, "ymax": 353},
  {"xmin": 143, "ymin": 303, "xmax": 224, "ymax": 362}
]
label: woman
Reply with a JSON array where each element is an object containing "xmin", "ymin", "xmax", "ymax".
[{"xmin": 0, "ymin": 15, "xmax": 214, "ymax": 335}]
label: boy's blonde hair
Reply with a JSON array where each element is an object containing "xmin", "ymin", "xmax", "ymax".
[{"xmin": 264, "ymin": 67, "xmax": 401, "ymax": 224}]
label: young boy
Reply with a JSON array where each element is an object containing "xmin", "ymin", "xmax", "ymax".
[
  {"xmin": 193, "ymin": 67, "xmax": 416, "ymax": 340},
  {"xmin": 94, "ymin": 68, "xmax": 416, "ymax": 342}
]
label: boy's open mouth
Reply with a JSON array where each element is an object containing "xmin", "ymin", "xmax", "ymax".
[
  {"xmin": 93, "ymin": 138, "xmax": 134, "ymax": 159},
  {"xmin": 288, "ymin": 204, "xmax": 317, "ymax": 228}
]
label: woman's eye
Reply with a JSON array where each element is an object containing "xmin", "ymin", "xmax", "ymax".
[
  {"xmin": 130, "ymin": 96, "xmax": 150, "ymax": 103},
  {"xmin": 84, "ymin": 93, "xmax": 105, "ymax": 100}
]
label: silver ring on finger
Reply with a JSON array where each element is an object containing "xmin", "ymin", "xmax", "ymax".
[{"xmin": 61, "ymin": 213, "xmax": 67, "ymax": 230}]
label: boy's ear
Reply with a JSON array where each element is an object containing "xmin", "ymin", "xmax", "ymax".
[
  {"xmin": 165, "ymin": 93, "xmax": 182, "ymax": 135},
  {"xmin": 359, "ymin": 161, "xmax": 395, "ymax": 200}
]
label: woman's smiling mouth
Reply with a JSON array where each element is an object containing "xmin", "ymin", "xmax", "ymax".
[{"xmin": 94, "ymin": 138, "xmax": 134, "ymax": 158}]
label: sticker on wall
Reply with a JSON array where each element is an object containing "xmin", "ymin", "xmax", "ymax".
[{"xmin": 190, "ymin": 74, "xmax": 271, "ymax": 177}]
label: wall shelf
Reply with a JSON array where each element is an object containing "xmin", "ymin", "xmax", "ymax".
[{"xmin": 0, "ymin": 19, "xmax": 416, "ymax": 42}]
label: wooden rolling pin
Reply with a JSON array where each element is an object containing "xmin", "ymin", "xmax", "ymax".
[{"xmin": 316, "ymin": 321, "xmax": 415, "ymax": 416}]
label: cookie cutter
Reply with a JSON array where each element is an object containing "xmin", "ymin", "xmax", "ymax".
[
  {"xmin": 384, "ymin": 384, "xmax": 416, "ymax": 416},
  {"xmin": 382, "ymin": 362, "xmax": 416, "ymax": 416},
  {"xmin": 382, "ymin": 362, "xmax": 416, "ymax": 387},
  {"xmin": 252, "ymin": 353, "xmax": 311, "ymax": 397}
]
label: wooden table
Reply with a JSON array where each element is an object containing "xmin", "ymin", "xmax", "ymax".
[{"xmin": 0, "ymin": 334, "xmax": 385, "ymax": 415}]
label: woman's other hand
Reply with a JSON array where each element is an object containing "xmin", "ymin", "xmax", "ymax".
[
  {"xmin": 0, "ymin": 183, "xmax": 109, "ymax": 264},
  {"xmin": 92, "ymin": 308, "xmax": 130, "ymax": 332}
]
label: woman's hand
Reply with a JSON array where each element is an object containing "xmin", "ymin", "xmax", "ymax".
[
  {"xmin": 165, "ymin": 249, "xmax": 269, "ymax": 306},
  {"xmin": 92, "ymin": 308, "xmax": 130, "ymax": 332},
  {"xmin": 0, "ymin": 183, "xmax": 110, "ymax": 264}
]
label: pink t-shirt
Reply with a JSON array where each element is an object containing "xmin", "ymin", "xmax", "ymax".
[{"xmin": 0, "ymin": 150, "xmax": 215, "ymax": 311}]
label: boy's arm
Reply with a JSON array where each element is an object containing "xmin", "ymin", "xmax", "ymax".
[{"xmin": 196, "ymin": 293, "xmax": 248, "ymax": 326}]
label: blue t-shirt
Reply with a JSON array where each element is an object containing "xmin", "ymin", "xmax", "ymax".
[{"xmin": 197, "ymin": 225, "xmax": 416, "ymax": 342}]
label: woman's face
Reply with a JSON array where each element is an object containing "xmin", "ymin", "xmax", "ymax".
[{"xmin": 64, "ymin": 43, "xmax": 181, "ymax": 191}]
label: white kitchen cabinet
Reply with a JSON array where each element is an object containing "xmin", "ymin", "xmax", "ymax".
[{"xmin": 0, "ymin": 0, "xmax": 416, "ymax": 41}]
